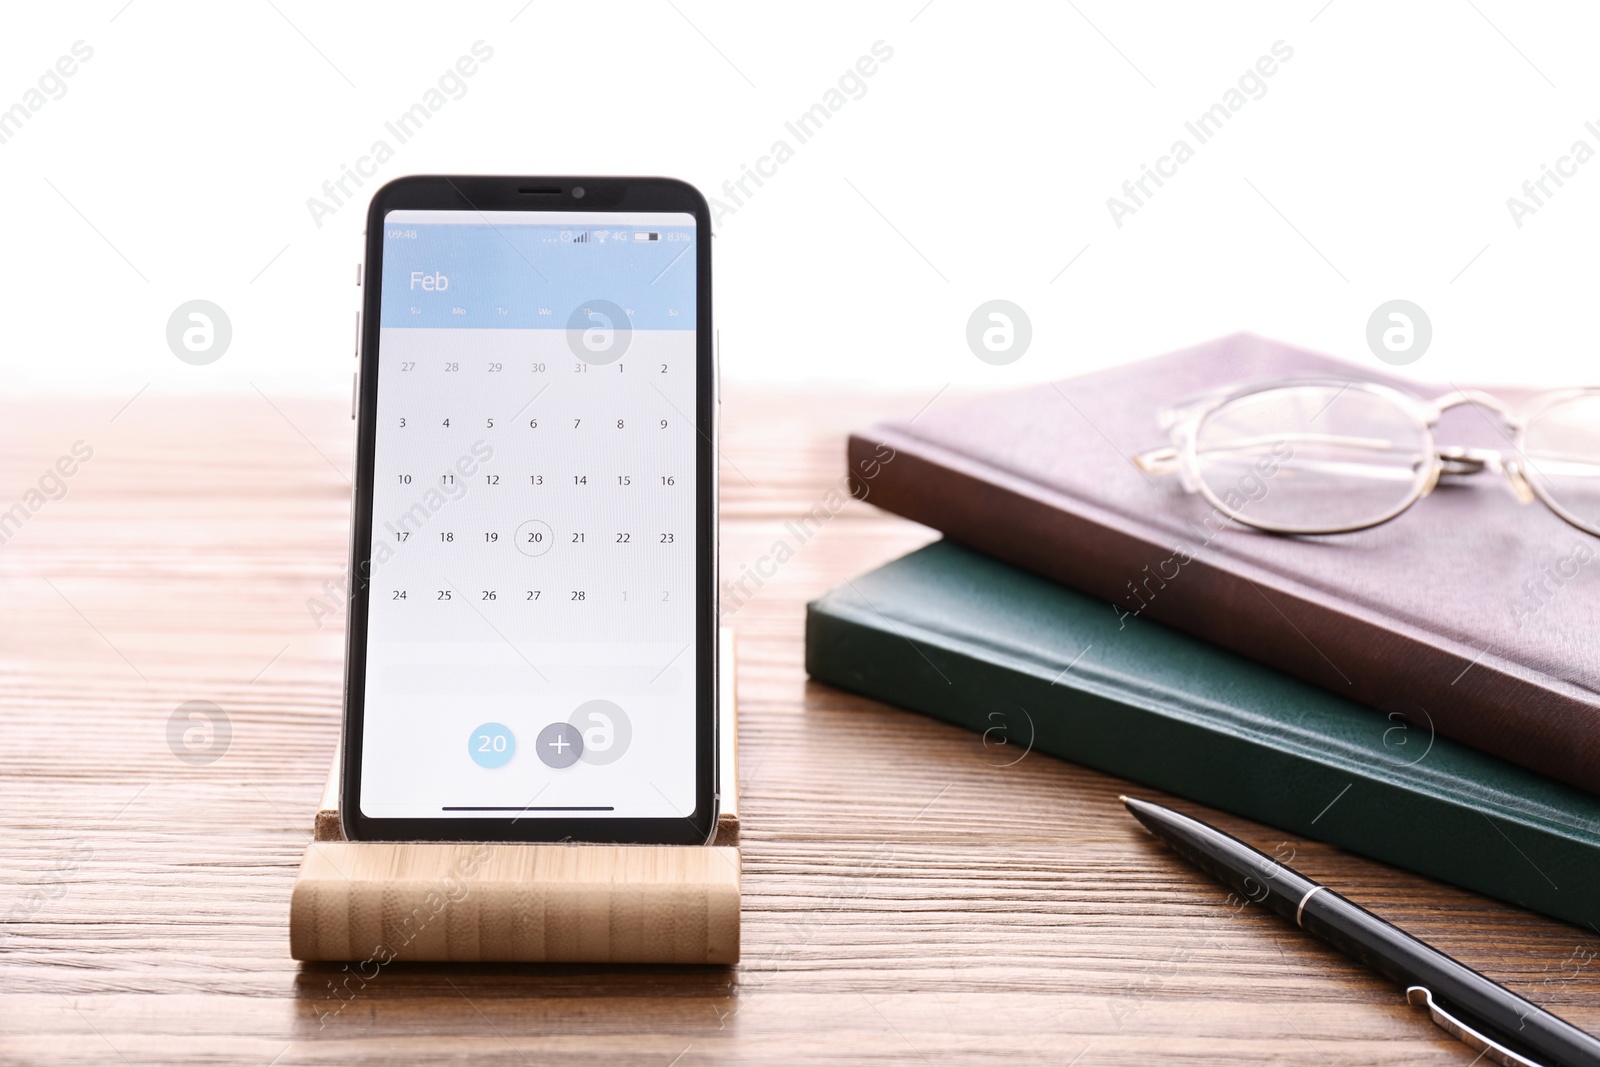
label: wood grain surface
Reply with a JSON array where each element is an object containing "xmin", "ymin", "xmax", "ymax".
[
  {"xmin": 289, "ymin": 843, "xmax": 741, "ymax": 965},
  {"xmin": 2, "ymin": 384, "xmax": 1597, "ymax": 1065}
]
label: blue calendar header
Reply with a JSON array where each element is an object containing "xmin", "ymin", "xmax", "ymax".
[{"xmin": 379, "ymin": 211, "xmax": 697, "ymax": 330}]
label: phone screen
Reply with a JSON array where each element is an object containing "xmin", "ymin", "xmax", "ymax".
[{"xmin": 355, "ymin": 206, "xmax": 702, "ymax": 825}]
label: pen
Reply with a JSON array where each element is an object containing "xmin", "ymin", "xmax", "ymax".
[{"xmin": 1121, "ymin": 795, "xmax": 1600, "ymax": 1067}]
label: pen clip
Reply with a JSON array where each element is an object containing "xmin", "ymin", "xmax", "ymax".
[{"xmin": 1406, "ymin": 987, "xmax": 1545, "ymax": 1067}]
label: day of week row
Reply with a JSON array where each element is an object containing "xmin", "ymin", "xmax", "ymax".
[
  {"xmin": 383, "ymin": 588, "xmax": 680, "ymax": 603},
  {"xmin": 392, "ymin": 417, "xmax": 678, "ymax": 430},
  {"xmin": 387, "ymin": 360, "xmax": 685, "ymax": 375},
  {"xmin": 387, "ymin": 530, "xmax": 680, "ymax": 545},
  {"xmin": 390, "ymin": 473, "xmax": 681, "ymax": 487}
]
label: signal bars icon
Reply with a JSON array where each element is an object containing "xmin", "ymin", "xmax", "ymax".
[{"xmin": 569, "ymin": 230, "xmax": 640, "ymax": 244}]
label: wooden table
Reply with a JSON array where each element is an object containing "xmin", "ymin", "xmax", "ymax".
[{"xmin": 3, "ymin": 384, "xmax": 1597, "ymax": 1065}]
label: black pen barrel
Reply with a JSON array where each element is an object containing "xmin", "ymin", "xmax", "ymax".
[
  {"xmin": 1122, "ymin": 796, "xmax": 1316, "ymax": 924},
  {"xmin": 1124, "ymin": 796, "xmax": 1600, "ymax": 1067},
  {"xmin": 1300, "ymin": 890, "xmax": 1600, "ymax": 1067}
]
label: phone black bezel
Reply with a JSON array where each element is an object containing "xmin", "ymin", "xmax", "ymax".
[{"xmin": 340, "ymin": 175, "xmax": 716, "ymax": 845}]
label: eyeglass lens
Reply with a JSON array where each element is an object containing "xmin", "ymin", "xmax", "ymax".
[
  {"xmin": 1521, "ymin": 393, "xmax": 1600, "ymax": 536},
  {"xmin": 1193, "ymin": 385, "xmax": 1431, "ymax": 533}
]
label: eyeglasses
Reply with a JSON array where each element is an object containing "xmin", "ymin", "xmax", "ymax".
[{"xmin": 1131, "ymin": 379, "xmax": 1600, "ymax": 536}]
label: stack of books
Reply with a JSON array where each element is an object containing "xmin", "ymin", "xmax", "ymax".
[{"xmin": 804, "ymin": 333, "xmax": 1600, "ymax": 928}]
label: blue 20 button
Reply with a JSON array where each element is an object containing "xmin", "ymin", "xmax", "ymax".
[{"xmin": 469, "ymin": 723, "xmax": 515, "ymax": 768}]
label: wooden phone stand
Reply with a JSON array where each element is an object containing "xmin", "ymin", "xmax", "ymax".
[{"xmin": 288, "ymin": 629, "xmax": 740, "ymax": 965}]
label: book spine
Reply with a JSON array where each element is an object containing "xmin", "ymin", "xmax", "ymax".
[
  {"xmin": 845, "ymin": 431, "xmax": 1600, "ymax": 797},
  {"xmin": 804, "ymin": 597, "xmax": 1600, "ymax": 929}
]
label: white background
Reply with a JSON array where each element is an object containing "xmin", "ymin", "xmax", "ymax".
[{"xmin": 2, "ymin": 1, "xmax": 1597, "ymax": 396}]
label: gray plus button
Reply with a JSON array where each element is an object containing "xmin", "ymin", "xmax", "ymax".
[{"xmin": 535, "ymin": 721, "xmax": 584, "ymax": 769}]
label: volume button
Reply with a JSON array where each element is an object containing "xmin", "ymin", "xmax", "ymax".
[
  {"xmin": 351, "ymin": 372, "xmax": 358, "ymax": 420},
  {"xmin": 354, "ymin": 311, "xmax": 361, "ymax": 359}
]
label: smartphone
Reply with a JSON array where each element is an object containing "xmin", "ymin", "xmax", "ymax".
[{"xmin": 341, "ymin": 175, "xmax": 716, "ymax": 844}]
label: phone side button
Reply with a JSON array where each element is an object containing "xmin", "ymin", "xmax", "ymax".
[
  {"xmin": 351, "ymin": 372, "xmax": 358, "ymax": 420},
  {"xmin": 354, "ymin": 311, "xmax": 361, "ymax": 359}
]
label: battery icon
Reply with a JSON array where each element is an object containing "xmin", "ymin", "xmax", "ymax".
[{"xmin": 633, "ymin": 231, "xmax": 659, "ymax": 242}]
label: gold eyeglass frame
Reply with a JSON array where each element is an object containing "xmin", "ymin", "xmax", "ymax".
[{"xmin": 1131, "ymin": 378, "xmax": 1600, "ymax": 537}]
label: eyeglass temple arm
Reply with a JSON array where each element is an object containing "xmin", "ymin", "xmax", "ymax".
[
  {"xmin": 1134, "ymin": 439, "xmax": 1543, "ymax": 508},
  {"xmin": 1133, "ymin": 432, "xmax": 1399, "ymax": 475}
]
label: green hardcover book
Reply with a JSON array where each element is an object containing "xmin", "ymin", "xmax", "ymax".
[{"xmin": 805, "ymin": 540, "xmax": 1600, "ymax": 928}]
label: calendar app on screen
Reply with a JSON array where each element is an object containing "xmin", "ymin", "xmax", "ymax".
[{"xmin": 357, "ymin": 209, "xmax": 700, "ymax": 821}]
